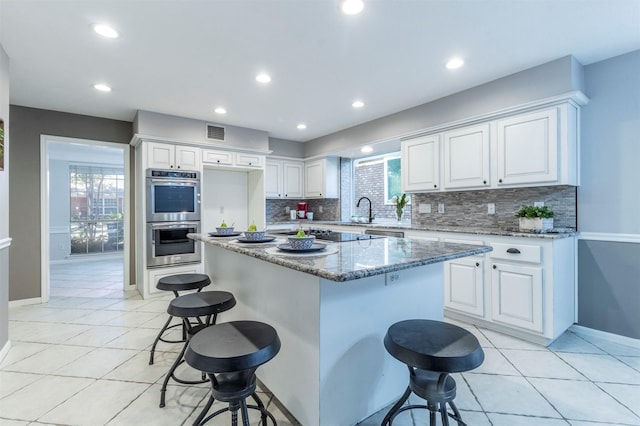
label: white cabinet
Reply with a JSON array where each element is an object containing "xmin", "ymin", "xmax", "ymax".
[
  {"xmin": 202, "ymin": 149, "xmax": 265, "ymax": 170},
  {"xmin": 401, "ymin": 135, "xmax": 440, "ymax": 192},
  {"xmin": 145, "ymin": 263, "xmax": 203, "ymax": 298},
  {"xmin": 443, "ymin": 123, "xmax": 491, "ymax": 189},
  {"xmin": 304, "ymin": 157, "xmax": 339, "ymax": 198},
  {"xmin": 266, "ymin": 159, "xmax": 304, "ymax": 199},
  {"xmin": 444, "ymin": 256, "xmax": 485, "ymax": 317},
  {"xmin": 497, "ymin": 108, "xmax": 558, "ymax": 185},
  {"xmin": 147, "ymin": 142, "xmax": 201, "ymax": 171},
  {"xmin": 491, "ymin": 262, "xmax": 543, "ymax": 332}
]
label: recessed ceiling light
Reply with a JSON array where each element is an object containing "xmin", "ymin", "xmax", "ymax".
[
  {"xmin": 256, "ymin": 73, "xmax": 271, "ymax": 84},
  {"xmin": 352, "ymin": 100, "xmax": 364, "ymax": 108},
  {"xmin": 297, "ymin": 124, "xmax": 307, "ymax": 130},
  {"xmin": 214, "ymin": 107, "xmax": 227, "ymax": 114},
  {"xmin": 93, "ymin": 83, "xmax": 112, "ymax": 92},
  {"xmin": 360, "ymin": 146, "xmax": 373, "ymax": 153},
  {"xmin": 446, "ymin": 57, "xmax": 464, "ymax": 70},
  {"xmin": 341, "ymin": 0, "xmax": 364, "ymax": 15},
  {"xmin": 92, "ymin": 24, "xmax": 119, "ymax": 39}
]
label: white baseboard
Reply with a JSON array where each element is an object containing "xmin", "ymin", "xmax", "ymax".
[
  {"xmin": 9, "ymin": 297, "xmax": 43, "ymax": 308},
  {"xmin": 0, "ymin": 339, "xmax": 11, "ymax": 364},
  {"xmin": 570, "ymin": 324, "xmax": 640, "ymax": 349}
]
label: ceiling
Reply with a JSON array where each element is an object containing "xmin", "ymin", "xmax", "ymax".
[{"xmin": 1, "ymin": 1, "xmax": 639, "ymax": 143}]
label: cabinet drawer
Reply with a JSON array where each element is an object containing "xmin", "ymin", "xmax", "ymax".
[
  {"xmin": 202, "ymin": 149, "xmax": 234, "ymax": 165},
  {"xmin": 235, "ymin": 153, "xmax": 264, "ymax": 168},
  {"xmin": 489, "ymin": 242, "xmax": 541, "ymax": 263}
]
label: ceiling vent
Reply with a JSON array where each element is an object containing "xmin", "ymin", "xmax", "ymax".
[{"xmin": 206, "ymin": 124, "xmax": 226, "ymax": 141}]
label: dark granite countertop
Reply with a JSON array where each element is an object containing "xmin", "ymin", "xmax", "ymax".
[{"xmin": 189, "ymin": 233, "xmax": 492, "ymax": 282}]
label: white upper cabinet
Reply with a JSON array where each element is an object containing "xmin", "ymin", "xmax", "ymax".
[
  {"xmin": 497, "ymin": 107, "xmax": 558, "ymax": 186},
  {"xmin": 266, "ymin": 159, "xmax": 304, "ymax": 199},
  {"xmin": 401, "ymin": 135, "xmax": 440, "ymax": 192},
  {"xmin": 400, "ymin": 96, "xmax": 583, "ymax": 192},
  {"xmin": 147, "ymin": 142, "xmax": 201, "ymax": 171},
  {"xmin": 235, "ymin": 152, "xmax": 265, "ymax": 168},
  {"xmin": 305, "ymin": 157, "xmax": 339, "ymax": 198},
  {"xmin": 443, "ymin": 123, "xmax": 491, "ymax": 189}
]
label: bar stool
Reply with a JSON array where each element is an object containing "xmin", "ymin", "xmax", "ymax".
[
  {"xmin": 159, "ymin": 291, "xmax": 236, "ymax": 408},
  {"xmin": 185, "ymin": 320, "xmax": 281, "ymax": 426},
  {"xmin": 149, "ymin": 273, "xmax": 211, "ymax": 365},
  {"xmin": 382, "ymin": 319, "xmax": 484, "ymax": 426}
]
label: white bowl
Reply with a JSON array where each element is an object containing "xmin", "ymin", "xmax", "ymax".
[
  {"xmin": 215, "ymin": 227, "xmax": 235, "ymax": 235},
  {"xmin": 287, "ymin": 235, "xmax": 316, "ymax": 250},
  {"xmin": 243, "ymin": 230, "xmax": 266, "ymax": 240}
]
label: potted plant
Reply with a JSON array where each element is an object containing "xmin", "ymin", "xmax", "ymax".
[{"xmin": 515, "ymin": 205, "xmax": 555, "ymax": 231}]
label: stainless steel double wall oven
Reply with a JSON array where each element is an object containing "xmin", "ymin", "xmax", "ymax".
[{"xmin": 146, "ymin": 169, "xmax": 201, "ymax": 268}]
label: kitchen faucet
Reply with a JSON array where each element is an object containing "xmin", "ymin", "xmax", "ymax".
[{"xmin": 356, "ymin": 196, "xmax": 374, "ymax": 223}]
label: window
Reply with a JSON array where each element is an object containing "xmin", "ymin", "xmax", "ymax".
[
  {"xmin": 353, "ymin": 152, "xmax": 410, "ymax": 221},
  {"xmin": 69, "ymin": 165, "xmax": 125, "ymax": 254}
]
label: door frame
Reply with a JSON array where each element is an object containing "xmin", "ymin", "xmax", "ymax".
[{"xmin": 40, "ymin": 135, "xmax": 131, "ymax": 302}]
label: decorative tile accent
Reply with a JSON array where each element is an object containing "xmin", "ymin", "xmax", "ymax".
[{"xmin": 266, "ymin": 198, "xmax": 340, "ymax": 222}]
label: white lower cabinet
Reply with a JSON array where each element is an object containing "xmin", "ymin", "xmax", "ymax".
[
  {"xmin": 490, "ymin": 262, "xmax": 543, "ymax": 332},
  {"xmin": 444, "ymin": 256, "xmax": 484, "ymax": 317}
]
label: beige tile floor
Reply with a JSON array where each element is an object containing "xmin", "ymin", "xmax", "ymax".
[{"xmin": 1, "ymin": 255, "xmax": 640, "ymax": 426}]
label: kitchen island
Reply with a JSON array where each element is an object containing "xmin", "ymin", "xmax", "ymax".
[{"xmin": 189, "ymin": 233, "xmax": 491, "ymax": 426}]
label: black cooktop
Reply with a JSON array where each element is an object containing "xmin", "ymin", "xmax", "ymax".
[{"xmin": 275, "ymin": 229, "xmax": 385, "ymax": 243}]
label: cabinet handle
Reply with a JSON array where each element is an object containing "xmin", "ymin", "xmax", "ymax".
[
  {"xmin": 476, "ymin": 262, "xmax": 480, "ymax": 267},
  {"xmin": 170, "ymin": 165, "xmax": 174, "ymax": 168},
  {"xmin": 483, "ymin": 180, "xmax": 486, "ymax": 184},
  {"xmin": 177, "ymin": 165, "xmax": 181, "ymax": 169},
  {"xmin": 499, "ymin": 179, "xmax": 503, "ymax": 183},
  {"xmin": 249, "ymin": 162, "xmax": 252, "ymax": 165},
  {"xmin": 493, "ymin": 265, "xmax": 497, "ymax": 269},
  {"xmin": 506, "ymin": 248, "xmax": 521, "ymax": 254}
]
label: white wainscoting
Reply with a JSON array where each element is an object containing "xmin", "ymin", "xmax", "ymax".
[
  {"xmin": 0, "ymin": 237, "xmax": 11, "ymax": 250},
  {"xmin": 578, "ymin": 232, "xmax": 640, "ymax": 244}
]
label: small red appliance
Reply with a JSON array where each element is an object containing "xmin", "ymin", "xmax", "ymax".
[{"xmin": 297, "ymin": 202, "xmax": 309, "ymax": 219}]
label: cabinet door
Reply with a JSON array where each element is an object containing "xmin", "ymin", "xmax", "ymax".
[
  {"xmin": 175, "ymin": 146, "xmax": 201, "ymax": 171},
  {"xmin": 304, "ymin": 159, "xmax": 325, "ymax": 198},
  {"xmin": 444, "ymin": 257, "xmax": 484, "ymax": 317},
  {"xmin": 235, "ymin": 153, "xmax": 265, "ymax": 168},
  {"xmin": 401, "ymin": 135, "xmax": 440, "ymax": 192},
  {"xmin": 497, "ymin": 108, "xmax": 558, "ymax": 185},
  {"xmin": 283, "ymin": 161, "xmax": 304, "ymax": 198},
  {"xmin": 265, "ymin": 160, "xmax": 283, "ymax": 198},
  {"xmin": 147, "ymin": 263, "xmax": 203, "ymax": 296},
  {"xmin": 147, "ymin": 142, "xmax": 175, "ymax": 169},
  {"xmin": 443, "ymin": 124, "xmax": 490, "ymax": 189},
  {"xmin": 202, "ymin": 149, "xmax": 234, "ymax": 166},
  {"xmin": 491, "ymin": 262, "xmax": 543, "ymax": 332}
]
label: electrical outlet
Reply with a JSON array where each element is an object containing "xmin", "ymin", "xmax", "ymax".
[
  {"xmin": 319, "ymin": 206, "xmax": 323, "ymax": 213},
  {"xmin": 438, "ymin": 203, "xmax": 445, "ymax": 214},
  {"xmin": 488, "ymin": 203, "xmax": 495, "ymax": 214},
  {"xmin": 285, "ymin": 206, "xmax": 290, "ymax": 213},
  {"xmin": 386, "ymin": 272, "xmax": 400, "ymax": 285},
  {"xmin": 418, "ymin": 203, "xmax": 431, "ymax": 214},
  {"xmin": 534, "ymin": 201, "xmax": 544, "ymax": 207}
]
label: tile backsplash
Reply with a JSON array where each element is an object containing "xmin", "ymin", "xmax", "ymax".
[
  {"xmin": 411, "ymin": 185, "xmax": 577, "ymax": 229},
  {"xmin": 266, "ymin": 185, "xmax": 576, "ymax": 229}
]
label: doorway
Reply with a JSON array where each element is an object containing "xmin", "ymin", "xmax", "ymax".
[{"xmin": 40, "ymin": 135, "xmax": 131, "ymax": 302}]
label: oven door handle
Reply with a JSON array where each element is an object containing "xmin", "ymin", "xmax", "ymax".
[
  {"xmin": 149, "ymin": 222, "xmax": 199, "ymax": 230},
  {"xmin": 148, "ymin": 178, "xmax": 199, "ymax": 185}
]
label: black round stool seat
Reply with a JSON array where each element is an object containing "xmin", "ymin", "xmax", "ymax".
[
  {"xmin": 158, "ymin": 291, "xmax": 236, "ymax": 409},
  {"xmin": 157, "ymin": 273, "xmax": 211, "ymax": 292},
  {"xmin": 149, "ymin": 273, "xmax": 212, "ymax": 366},
  {"xmin": 168, "ymin": 291, "xmax": 236, "ymax": 318},
  {"xmin": 382, "ymin": 319, "xmax": 484, "ymax": 426},
  {"xmin": 185, "ymin": 321, "xmax": 281, "ymax": 426},
  {"xmin": 384, "ymin": 319, "xmax": 484, "ymax": 372}
]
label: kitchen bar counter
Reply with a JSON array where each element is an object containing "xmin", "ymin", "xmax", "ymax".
[
  {"xmin": 188, "ymin": 233, "xmax": 491, "ymax": 282},
  {"xmin": 268, "ymin": 220, "xmax": 576, "ymax": 239},
  {"xmin": 190, "ymin": 233, "xmax": 490, "ymax": 425}
]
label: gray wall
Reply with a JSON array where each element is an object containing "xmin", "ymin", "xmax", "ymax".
[
  {"xmin": 268, "ymin": 137, "xmax": 305, "ymax": 158},
  {"xmin": 304, "ymin": 55, "xmax": 583, "ymax": 157},
  {"xmin": 577, "ymin": 50, "xmax": 640, "ymax": 339},
  {"xmin": 0, "ymin": 41, "xmax": 10, "ymax": 356},
  {"xmin": 8, "ymin": 106, "xmax": 132, "ymax": 301}
]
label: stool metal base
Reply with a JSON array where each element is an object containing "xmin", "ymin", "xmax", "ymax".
[{"xmin": 381, "ymin": 370, "xmax": 467, "ymax": 426}]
